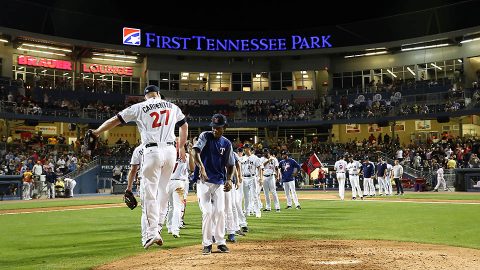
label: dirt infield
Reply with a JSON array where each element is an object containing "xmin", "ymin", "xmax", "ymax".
[{"xmin": 95, "ymin": 240, "xmax": 480, "ymax": 270}]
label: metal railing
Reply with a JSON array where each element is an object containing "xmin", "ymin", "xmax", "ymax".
[{"xmin": 63, "ymin": 156, "xmax": 100, "ymax": 179}]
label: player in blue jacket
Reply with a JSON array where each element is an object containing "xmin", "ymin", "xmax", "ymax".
[
  {"xmin": 279, "ymin": 150, "xmax": 301, "ymax": 209},
  {"xmin": 361, "ymin": 156, "xmax": 376, "ymax": 197},
  {"xmin": 193, "ymin": 113, "xmax": 235, "ymax": 255}
]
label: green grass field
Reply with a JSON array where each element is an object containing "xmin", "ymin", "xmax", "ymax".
[{"xmin": 1, "ymin": 191, "xmax": 479, "ymax": 270}]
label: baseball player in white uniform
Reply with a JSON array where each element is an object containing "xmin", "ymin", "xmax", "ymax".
[
  {"xmin": 92, "ymin": 85, "xmax": 188, "ymax": 249},
  {"xmin": 240, "ymin": 144, "xmax": 263, "ymax": 218},
  {"xmin": 434, "ymin": 165, "xmax": 447, "ymax": 191},
  {"xmin": 346, "ymin": 155, "xmax": 363, "ymax": 200},
  {"xmin": 166, "ymin": 143, "xmax": 194, "ymax": 238},
  {"xmin": 334, "ymin": 155, "xmax": 348, "ymax": 200},
  {"xmin": 260, "ymin": 148, "xmax": 280, "ymax": 211},
  {"xmin": 63, "ymin": 177, "xmax": 76, "ymax": 198},
  {"xmin": 385, "ymin": 162, "xmax": 393, "ymax": 195},
  {"xmin": 234, "ymin": 148, "xmax": 249, "ymax": 233}
]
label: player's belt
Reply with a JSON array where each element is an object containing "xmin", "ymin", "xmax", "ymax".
[
  {"xmin": 337, "ymin": 172, "xmax": 345, "ymax": 173},
  {"xmin": 145, "ymin": 142, "xmax": 176, "ymax": 148},
  {"xmin": 171, "ymin": 178, "xmax": 186, "ymax": 181},
  {"xmin": 243, "ymin": 174, "xmax": 252, "ymax": 177},
  {"xmin": 264, "ymin": 174, "xmax": 272, "ymax": 177},
  {"xmin": 350, "ymin": 173, "xmax": 358, "ymax": 176}
]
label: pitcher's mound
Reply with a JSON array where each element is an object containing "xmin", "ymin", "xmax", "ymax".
[{"xmin": 96, "ymin": 240, "xmax": 480, "ymax": 270}]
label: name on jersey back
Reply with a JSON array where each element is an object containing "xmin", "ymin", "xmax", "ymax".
[{"xmin": 142, "ymin": 102, "xmax": 173, "ymax": 113}]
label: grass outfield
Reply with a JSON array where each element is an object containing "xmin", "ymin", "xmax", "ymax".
[{"xmin": 1, "ymin": 192, "xmax": 479, "ymax": 269}]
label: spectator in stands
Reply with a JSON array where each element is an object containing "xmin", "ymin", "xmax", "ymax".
[
  {"xmin": 447, "ymin": 156, "xmax": 457, "ymax": 169},
  {"xmin": 469, "ymin": 154, "xmax": 480, "ymax": 168},
  {"xmin": 112, "ymin": 165, "xmax": 122, "ymax": 183},
  {"xmin": 23, "ymin": 168, "xmax": 33, "ymax": 200},
  {"xmin": 45, "ymin": 166, "xmax": 57, "ymax": 199}
]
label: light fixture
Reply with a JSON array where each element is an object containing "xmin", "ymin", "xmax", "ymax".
[
  {"xmin": 401, "ymin": 40, "xmax": 450, "ymax": 52},
  {"xmin": 17, "ymin": 47, "xmax": 66, "ymax": 56},
  {"xmin": 344, "ymin": 50, "xmax": 387, "ymax": 58},
  {"xmin": 407, "ymin": 67, "xmax": 415, "ymax": 76},
  {"xmin": 181, "ymin": 76, "xmax": 188, "ymax": 80},
  {"xmin": 63, "ymin": 72, "xmax": 69, "ymax": 76},
  {"xmin": 199, "ymin": 73, "xmax": 205, "ymax": 77},
  {"xmin": 18, "ymin": 67, "xmax": 24, "ymax": 70},
  {"xmin": 302, "ymin": 75, "xmax": 309, "ymax": 78},
  {"xmin": 91, "ymin": 57, "xmax": 135, "ymax": 63},
  {"xmin": 386, "ymin": 69, "xmax": 397, "ymax": 78},
  {"xmin": 460, "ymin": 34, "xmax": 480, "ymax": 44},
  {"xmin": 161, "ymin": 78, "xmax": 168, "ymax": 81},
  {"xmin": 92, "ymin": 52, "xmax": 137, "ymax": 59},
  {"xmin": 216, "ymin": 75, "xmax": 221, "ymax": 79},
  {"xmin": 0, "ymin": 38, "xmax": 8, "ymax": 43},
  {"xmin": 217, "ymin": 72, "xmax": 223, "ymax": 74},
  {"xmin": 431, "ymin": 63, "xmax": 442, "ymax": 70},
  {"xmin": 457, "ymin": 59, "xmax": 463, "ymax": 63},
  {"xmin": 255, "ymin": 74, "xmax": 261, "ymax": 78},
  {"xmin": 300, "ymin": 71, "xmax": 307, "ymax": 74},
  {"xmin": 365, "ymin": 47, "xmax": 386, "ymax": 51},
  {"xmin": 21, "ymin": 43, "xmax": 71, "ymax": 52}
]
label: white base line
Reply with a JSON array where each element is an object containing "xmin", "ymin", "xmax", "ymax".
[
  {"xmin": 0, "ymin": 205, "xmax": 124, "ymax": 216},
  {"xmin": 303, "ymin": 198, "xmax": 480, "ymax": 205}
]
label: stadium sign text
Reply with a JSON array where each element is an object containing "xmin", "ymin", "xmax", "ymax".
[
  {"xmin": 17, "ymin": 55, "xmax": 72, "ymax": 71},
  {"xmin": 82, "ymin": 64, "xmax": 133, "ymax": 76},
  {"xmin": 123, "ymin": 27, "xmax": 332, "ymax": 51}
]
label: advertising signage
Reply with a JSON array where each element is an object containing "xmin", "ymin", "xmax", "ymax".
[
  {"xmin": 82, "ymin": 63, "xmax": 133, "ymax": 76},
  {"xmin": 123, "ymin": 27, "xmax": 332, "ymax": 51},
  {"xmin": 17, "ymin": 55, "xmax": 72, "ymax": 70}
]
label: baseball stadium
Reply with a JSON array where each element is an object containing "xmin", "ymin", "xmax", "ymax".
[{"xmin": 1, "ymin": 0, "xmax": 480, "ymax": 269}]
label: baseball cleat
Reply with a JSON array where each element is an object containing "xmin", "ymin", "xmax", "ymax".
[
  {"xmin": 352, "ymin": 197, "xmax": 356, "ymax": 200},
  {"xmin": 236, "ymin": 230, "xmax": 246, "ymax": 236},
  {"xmin": 263, "ymin": 209, "xmax": 271, "ymax": 212},
  {"xmin": 241, "ymin": 226, "xmax": 249, "ymax": 233},
  {"xmin": 217, "ymin": 244, "xmax": 230, "ymax": 253},
  {"xmin": 143, "ymin": 235, "xmax": 162, "ymax": 250},
  {"xmin": 285, "ymin": 206, "xmax": 292, "ymax": 209},
  {"xmin": 275, "ymin": 209, "xmax": 281, "ymax": 212},
  {"xmin": 172, "ymin": 233, "xmax": 180, "ymax": 238},
  {"xmin": 202, "ymin": 245, "xmax": 212, "ymax": 255},
  {"xmin": 296, "ymin": 205, "xmax": 301, "ymax": 210}
]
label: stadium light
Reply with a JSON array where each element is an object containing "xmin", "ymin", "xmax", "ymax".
[
  {"xmin": 92, "ymin": 52, "xmax": 137, "ymax": 59},
  {"xmin": 0, "ymin": 38, "xmax": 8, "ymax": 43},
  {"xmin": 21, "ymin": 43, "xmax": 71, "ymax": 52},
  {"xmin": 91, "ymin": 57, "xmax": 136, "ymax": 63}
]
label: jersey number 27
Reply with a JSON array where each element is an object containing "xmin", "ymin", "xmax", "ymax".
[{"xmin": 150, "ymin": 110, "xmax": 170, "ymax": 128}]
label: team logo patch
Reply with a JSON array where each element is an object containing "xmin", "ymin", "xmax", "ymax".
[
  {"xmin": 214, "ymin": 118, "xmax": 220, "ymax": 123},
  {"xmin": 123, "ymin": 27, "xmax": 141, "ymax": 46}
]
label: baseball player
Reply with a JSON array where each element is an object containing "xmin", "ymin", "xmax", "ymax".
[
  {"xmin": 240, "ymin": 144, "xmax": 263, "ymax": 218},
  {"xmin": 92, "ymin": 85, "xmax": 188, "ymax": 249},
  {"xmin": 63, "ymin": 177, "xmax": 76, "ymax": 198},
  {"xmin": 346, "ymin": 155, "xmax": 363, "ymax": 200},
  {"xmin": 260, "ymin": 148, "xmax": 280, "ymax": 212},
  {"xmin": 385, "ymin": 161, "xmax": 393, "ymax": 195},
  {"xmin": 193, "ymin": 113, "xmax": 235, "ymax": 255},
  {"xmin": 166, "ymin": 142, "xmax": 194, "ymax": 238},
  {"xmin": 225, "ymin": 149, "xmax": 243, "ymax": 242},
  {"xmin": 334, "ymin": 155, "xmax": 348, "ymax": 200},
  {"xmin": 433, "ymin": 164, "xmax": 447, "ymax": 192},
  {"xmin": 376, "ymin": 157, "xmax": 388, "ymax": 196},
  {"xmin": 361, "ymin": 157, "xmax": 376, "ymax": 197},
  {"xmin": 234, "ymin": 148, "xmax": 249, "ymax": 233},
  {"xmin": 279, "ymin": 150, "xmax": 301, "ymax": 209}
]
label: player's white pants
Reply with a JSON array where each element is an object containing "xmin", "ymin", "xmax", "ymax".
[
  {"xmin": 349, "ymin": 175, "xmax": 363, "ymax": 198},
  {"xmin": 140, "ymin": 144, "xmax": 176, "ymax": 246},
  {"xmin": 363, "ymin": 177, "xmax": 375, "ymax": 196},
  {"xmin": 336, "ymin": 172, "xmax": 346, "ymax": 200},
  {"xmin": 166, "ymin": 179, "xmax": 186, "ymax": 235},
  {"xmin": 435, "ymin": 177, "xmax": 447, "ymax": 191},
  {"xmin": 283, "ymin": 181, "xmax": 299, "ymax": 207},
  {"xmin": 22, "ymin": 182, "xmax": 31, "ymax": 200},
  {"xmin": 197, "ymin": 181, "xmax": 226, "ymax": 246},
  {"xmin": 243, "ymin": 176, "xmax": 260, "ymax": 216},
  {"xmin": 224, "ymin": 188, "xmax": 237, "ymax": 234},
  {"xmin": 386, "ymin": 176, "xmax": 393, "ymax": 195},
  {"xmin": 263, "ymin": 175, "xmax": 280, "ymax": 210},
  {"xmin": 65, "ymin": 179, "xmax": 76, "ymax": 197},
  {"xmin": 234, "ymin": 180, "xmax": 247, "ymax": 227},
  {"xmin": 377, "ymin": 177, "xmax": 387, "ymax": 195}
]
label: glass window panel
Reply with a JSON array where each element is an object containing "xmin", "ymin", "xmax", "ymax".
[
  {"xmin": 333, "ymin": 77, "xmax": 342, "ymax": 89},
  {"xmin": 242, "ymin": 73, "xmax": 251, "ymax": 81},
  {"xmin": 271, "ymin": 81, "xmax": 281, "ymax": 90},
  {"xmin": 342, "ymin": 77, "xmax": 352, "ymax": 88},
  {"xmin": 282, "ymin": 72, "xmax": 292, "ymax": 81},
  {"xmin": 232, "ymin": 73, "xmax": 241, "ymax": 82},
  {"xmin": 170, "ymin": 73, "xmax": 180, "ymax": 81},
  {"xmin": 353, "ymin": 71, "xmax": 362, "ymax": 76},
  {"xmin": 232, "ymin": 83, "xmax": 242, "ymax": 91},
  {"xmin": 159, "ymin": 82, "xmax": 169, "ymax": 90},
  {"xmin": 271, "ymin": 72, "xmax": 281, "ymax": 81},
  {"xmin": 160, "ymin": 72, "xmax": 169, "ymax": 80}
]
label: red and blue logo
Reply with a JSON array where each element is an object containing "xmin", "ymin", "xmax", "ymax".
[{"xmin": 123, "ymin": 27, "xmax": 141, "ymax": 46}]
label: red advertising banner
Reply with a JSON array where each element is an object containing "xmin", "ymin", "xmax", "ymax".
[
  {"xmin": 17, "ymin": 55, "xmax": 72, "ymax": 70},
  {"xmin": 82, "ymin": 63, "xmax": 133, "ymax": 76}
]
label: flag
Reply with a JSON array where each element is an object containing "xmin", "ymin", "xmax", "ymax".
[{"xmin": 301, "ymin": 153, "xmax": 322, "ymax": 175}]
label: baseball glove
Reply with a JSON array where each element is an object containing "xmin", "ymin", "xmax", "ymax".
[
  {"xmin": 84, "ymin": 129, "xmax": 98, "ymax": 151},
  {"xmin": 124, "ymin": 190, "xmax": 138, "ymax": 210}
]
